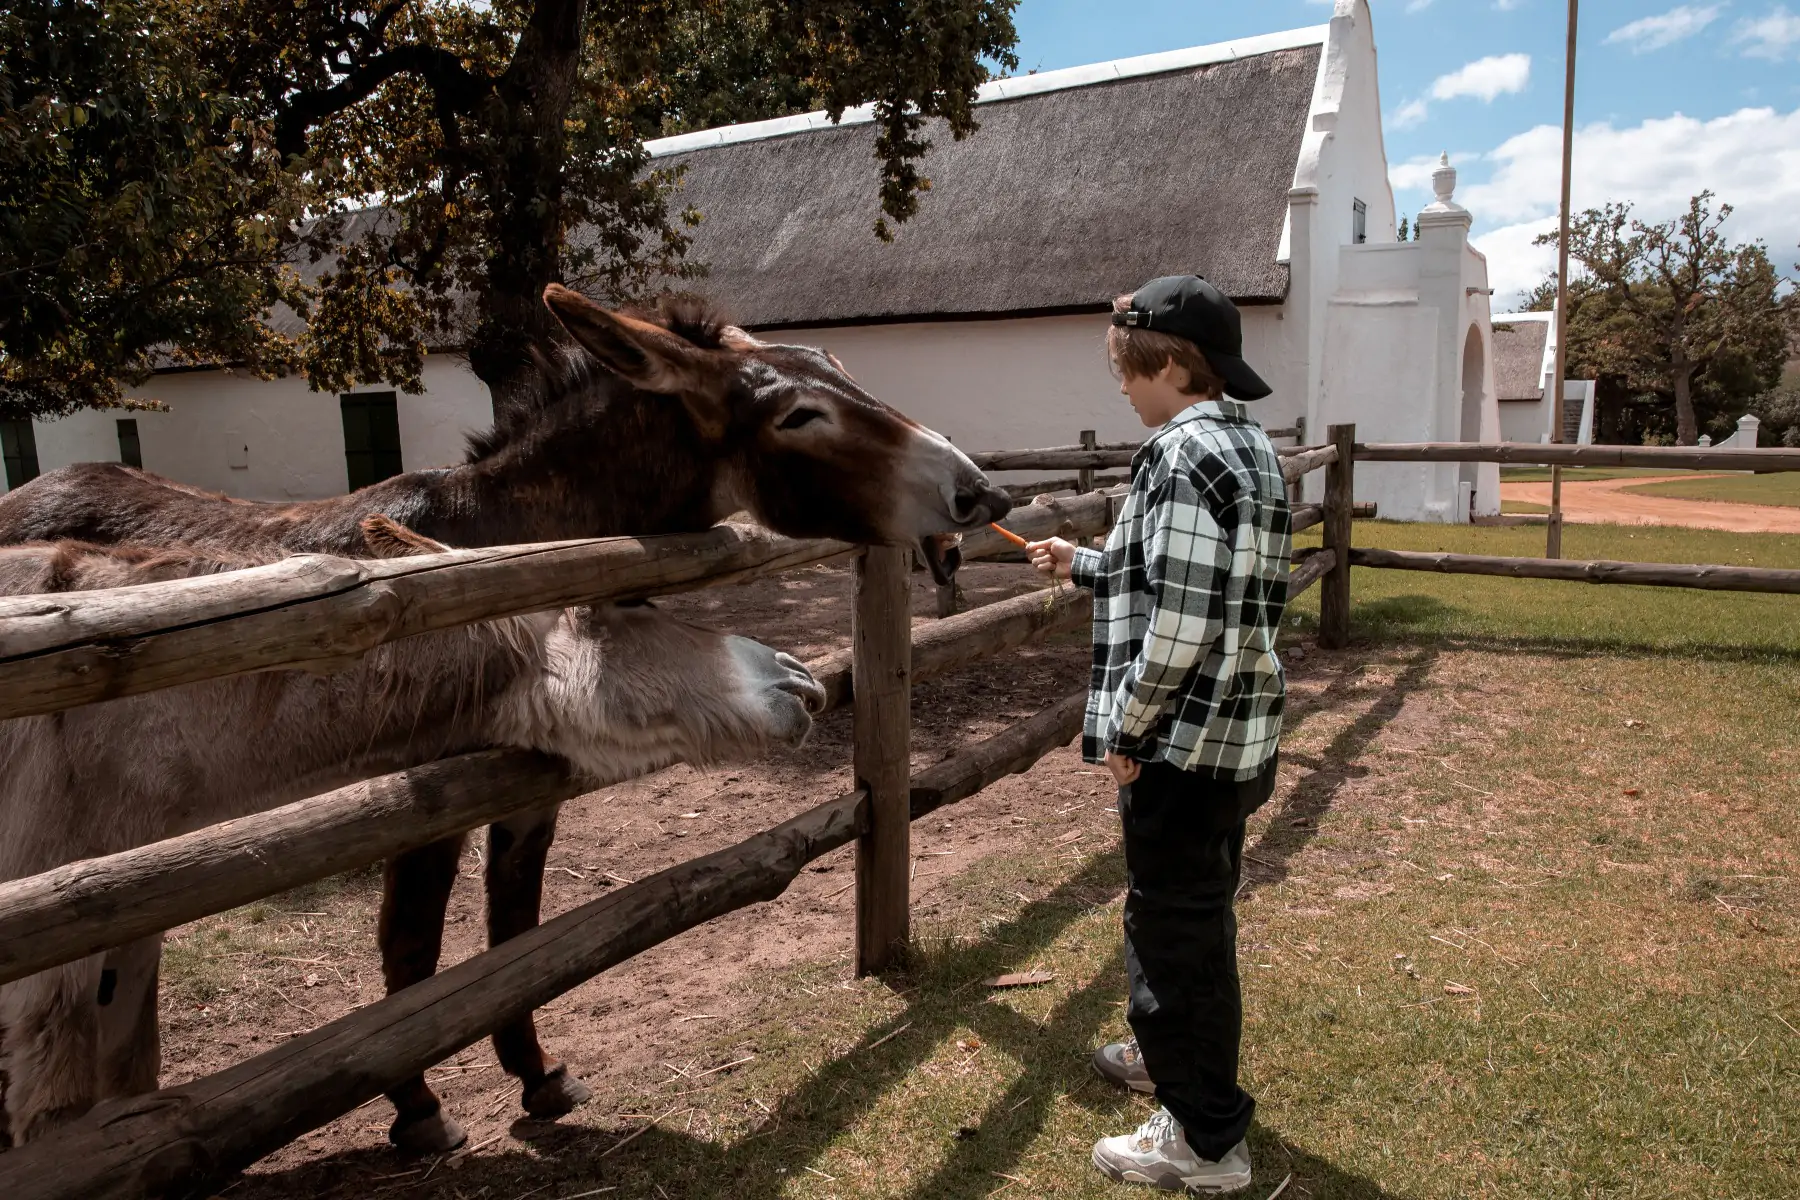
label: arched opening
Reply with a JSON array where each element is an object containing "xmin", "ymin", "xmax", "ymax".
[{"xmin": 1459, "ymin": 325, "xmax": 1485, "ymax": 516}]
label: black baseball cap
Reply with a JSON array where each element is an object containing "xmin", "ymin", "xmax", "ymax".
[{"xmin": 1111, "ymin": 275, "xmax": 1273, "ymax": 401}]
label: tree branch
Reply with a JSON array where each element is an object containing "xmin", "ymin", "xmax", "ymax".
[{"xmin": 274, "ymin": 44, "xmax": 492, "ymax": 161}]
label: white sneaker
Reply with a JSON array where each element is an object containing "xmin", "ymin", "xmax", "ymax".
[
  {"xmin": 1092, "ymin": 1037, "xmax": 1157, "ymax": 1094},
  {"xmin": 1091, "ymin": 1108, "xmax": 1252, "ymax": 1193}
]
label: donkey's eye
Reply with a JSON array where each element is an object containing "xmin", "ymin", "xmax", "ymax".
[{"xmin": 777, "ymin": 407, "xmax": 826, "ymax": 431}]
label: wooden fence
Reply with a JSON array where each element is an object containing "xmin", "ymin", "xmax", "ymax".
[
  {"xmin": 9, "ymin": 418, "xmax": 1796, "ymax": 1196},
  {"xmin": 1300, "ymin": 426, "xmax": 1800, "ymax": 648},
  {"xmin": 0, "ymin": 439, "xmax": 1343, "ymax": 1200}
]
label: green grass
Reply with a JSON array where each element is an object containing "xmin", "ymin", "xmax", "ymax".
[
  {"xmin": 1287, "ymin": 521, "xmax": 1800, "ymax": 658},
  {"xmin": 1501, "ymin": 500, "xmax": 1549, "ymax": 515},
  {"xmin": 418, "ymin": 523, "xmax": 1797, "ymax": 1200},
  {"xmin": 1621, "ymin": 473, "xmax": 1800, "ymax": 509},
  {"xmin": 1498, "ymin": 467, "xmax": 1676, "ymax": 484}
]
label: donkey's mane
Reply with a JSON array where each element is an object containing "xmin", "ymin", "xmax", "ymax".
[{"xmin": 464, "ymin": 292, "xmax": 736, "ymax": 464}]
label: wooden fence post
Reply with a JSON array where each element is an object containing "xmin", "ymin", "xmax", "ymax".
[
  {"xmin": 854, "ymin": 545, "xmax": 912, "ymax": 974},
  {"xmin": 1320, "ymin": 423, "xmax": 1355, "ymax": 649},
  {"xmin": 1289, "ymin": 416, "xmax": 1307, "ymax": 505},
  {"xmin": 1077, "ymin": 429, "xmax": 1097, "ymax": 494}
]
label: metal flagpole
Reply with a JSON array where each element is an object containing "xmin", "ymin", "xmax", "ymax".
[{"xmin": 1546, "ymin": 0, "xmax": 1579, "ymax": 559}]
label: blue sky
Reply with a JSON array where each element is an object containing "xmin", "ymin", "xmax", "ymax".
[{"xmin": 1009, "ymin": 1, "xmax": 1800, "ymax": 305}]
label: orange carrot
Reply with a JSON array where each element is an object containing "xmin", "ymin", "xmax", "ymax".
[{"xmin": 989, "ymin": 522, "xmax": 1029, "ymax": 548}]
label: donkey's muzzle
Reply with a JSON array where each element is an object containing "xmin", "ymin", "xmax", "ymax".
[{"xmin": 950, "ymin": 482, "xmax": 1013, "ymax": 528}]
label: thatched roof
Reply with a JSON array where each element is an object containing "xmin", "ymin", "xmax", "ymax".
[
  {"xmin": 1492, "ymin": 316, "xmax": 1550, "ymax": 402},
  {"xmin": 648, "ymin": 37, "xmax": 1324, "ymax": 329}
]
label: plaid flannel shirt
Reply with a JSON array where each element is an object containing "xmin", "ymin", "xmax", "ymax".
[{"xmin": 1069, "ymin": 400, "xmax": 1291, "ymax": 780}]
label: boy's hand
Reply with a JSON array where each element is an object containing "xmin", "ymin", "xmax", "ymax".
[
  {"xmin": 1104, "ymin": 751, "xmax": 1141, "ymax": 787},
  {"xmin": 1026, "ymin": 537, "xmax": 1075, "ymax": 582}
]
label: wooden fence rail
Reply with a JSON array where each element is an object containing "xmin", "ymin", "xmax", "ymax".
[
  {"xmin": 0, "ymin": 432, "xmax": 1351, "ymax": 1200},
  {"xmin": 0, "ymin": 488, "xmax": 1119, "ymax": 723},
  {"xmin": 0, "ymin": 582, "xmax": 1094, "ymax": 988},
  {"xmin": 0, "ymin": 690, "xmax": 1089, "ymax": 1200},
  {"xmin": 1354, "ymin": 442, "xmax": 1800, "ymax": 472},
  {"xmin": 1347, "ymin": 548, "xmax": 1800, "ymax": 594}
]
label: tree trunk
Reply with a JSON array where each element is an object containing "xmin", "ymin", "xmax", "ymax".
[
  {"xmin": 467, "ymin": 0, "xmax": 589, "ymax": 411},
  {"xmin": 1672, "ymin": 361, "xmax": 1699, "ymax": 446}
]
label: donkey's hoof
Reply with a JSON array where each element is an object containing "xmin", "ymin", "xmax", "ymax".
[
  {"xmin": 522, "ymin": 1065, "xmax": 591, "ymax": 1119},
  {"xmin": 389, "ymin": 1109, "xmax": 467, "ymax": 1156}
]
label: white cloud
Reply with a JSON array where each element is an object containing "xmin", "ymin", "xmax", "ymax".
[
  {"xmin": 1605, "ymin": 5, "xmax": 1724, "ymax": 53},
  {"xmin": 1448, "ymin": 107, "xmax": 1800, "ymax": 304},
  {"xmin": 1430, "ymin": 53, "xmax": 1533, "ymax": 102},
  {"xmin": 1732, "ymin": 6, "xmax": 1800, "ymax": 57},
  {"xmin": 1390, "ymin": 53, "xmax": 1532, "ymax": 131},
  {"xmin": 1391, "ymin": 98, "xmax": 1430, "ymax": 129},
  {"xmin": 1388, "ymin": 155, "xmax": 1445, "ymax": 192}
]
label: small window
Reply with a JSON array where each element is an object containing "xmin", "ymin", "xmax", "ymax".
[
  {"xmin": 340, "ymin": 392, "xmax": 404, "ymax": 491},
  {"xmin": 1, "ymin": 419, "xmax": 41, "ymax": 489},
  {"xmin": 1352, "ymin": 198, "xmax": 1368, "ymax": 245},
  {"xmin": 117, "ymin": 418, "xmax": 143, "ymax": 469}
]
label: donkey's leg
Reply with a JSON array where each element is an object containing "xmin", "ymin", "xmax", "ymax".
[
  {"xmin": 379, "ymin": 835, "xmax": 468, "ymax": 1154},
  {"xmin": 0, "ymin": 958, "xmax": 102, "ymax": 1144},
  {"xmin": 94, "ymin": 934, "xmax": 164, "ymax": 1100},
  {"xmin": 486, "ymin": 807, "xmax": 590, "ymax": 1118}
]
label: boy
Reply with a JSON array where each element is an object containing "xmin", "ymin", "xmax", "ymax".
[{"xmin": 1027, "ymin": 275, "xmax": 1290, "ymax": 1194}]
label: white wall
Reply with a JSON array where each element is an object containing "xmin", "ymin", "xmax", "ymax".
[
  {"xmin": 14, "ymin": 355, "xmax": 492, "ymax": 499},
  {"xmin": 1282, "ymin": 0, "xmax": 1395, "ymax": 451},
  {"xmin": 1497, "ymin": 401, "xmax": 1544, "ymax": 444},
  {"xmin": 775, "ymin": 311, "xmax": 1309, "ymax": 475}
]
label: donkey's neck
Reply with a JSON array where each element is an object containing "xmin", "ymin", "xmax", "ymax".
[{"xmin": 297, "ymin": 391, "xmax": 732, "ymax": 551}]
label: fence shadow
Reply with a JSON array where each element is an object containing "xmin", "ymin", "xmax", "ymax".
[
  {"xmin": 231, "ymin": 850, "xmax": 1129, "ymax": 1199},
  {"xmin": 1341, "ymin": 593, "xmax": 1800, "ymax": 666},
  {"xmin": 1242, "ymin": 647, "xmax": 1440, "ymax": 898}
]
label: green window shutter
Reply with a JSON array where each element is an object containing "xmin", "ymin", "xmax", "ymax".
[
  {"xmin": 2, "ymin": 419, "xmax": 41, "ymax": 489},
  {"xmin": 117, "ymin": 419, "xmax": 143, "ymax": 469},
  {"xmin": 340, "ymin": 393, "xmax": 404, "ymax": 491}
]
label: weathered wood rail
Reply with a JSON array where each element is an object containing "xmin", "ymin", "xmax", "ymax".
[
  {"xmin": 1354, "ymin": 442, "xmax": 1800, "ymax": 472},
  {"xmin": 0, "ymin": 489, "xmax": 1118, "ymax": 724},
  {"xmin": 0, "ymin": 427, "xmax": 1347, "ymax": 1200},
  {"xmin": 1294, "ymin": 430, "xmax": 1800, "ymax": 648},
  {"xmin": 1347, "ymin": 548, "xmax": 1800, "ymax": 594}
]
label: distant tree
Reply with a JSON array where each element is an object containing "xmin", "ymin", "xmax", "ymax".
[
  {"xmin": 0, "ymin": 0, "xmax": 313, "ymax": 419},
  {"xmin": 1397, "ymin": 214, "xmax": 1410, "ymax": 242},
  {"xmin": 2, "ymin": 0, "xmax": 1020, "ymax": 419},
  {"xmin": 1534, "ymin": 192, "xmax": 1788, "ymax": 445}
]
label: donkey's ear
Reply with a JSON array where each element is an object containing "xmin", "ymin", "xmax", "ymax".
[
  {"xmin": 359, "ymin": 515, "xmax": 448, "ymax": 558},
  {"xmin": 542, "ymin": 284, "xmax": 731, "ymax": 435}
]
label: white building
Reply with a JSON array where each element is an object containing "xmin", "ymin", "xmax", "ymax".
[
  {"xmin": 1492, "ymin": 310, "xmax": 1596, "ymax": 445},
  {"xmin": 6, "ymin": 0, "xmax": 1504, "ymax": 523}
]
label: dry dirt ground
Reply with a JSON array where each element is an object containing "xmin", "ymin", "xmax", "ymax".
[
  {"xmin": 1500, "ymin": 474, "xmax": 1800, "ymax": 534},
  {"xmin": 153, "ymin": 560, "xmax": 1124, "ymax": 1191}
]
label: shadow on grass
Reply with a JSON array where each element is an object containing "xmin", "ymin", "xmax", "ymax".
[
  {"xmin": 233, "ymin": 812, "xmax": 1414, "ymax": 1199},
  {"xmin": 1243, "ymin": 647, "xmax": 1440, "ymax": 898},
  {"xmin": 234, "ymin": 853, "xmax": 1127, "ymax": 1198},
  {"xmin": 1322, "ymin": 593, "xmax": 1800, "ymax": 666}
]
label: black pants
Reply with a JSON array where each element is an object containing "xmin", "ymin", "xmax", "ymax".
[{"xmin": 1119, "ymin": 754, "xmax": 1278, "ymax": 1161}]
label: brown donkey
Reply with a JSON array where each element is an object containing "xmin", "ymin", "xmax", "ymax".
[
  {"xmin": 0, "ymin": 286, "xmax": 1012, "ymax": 1152},
  {"xmin": 0, "ymin": 520, "xmax": 826, "ymax": 1146}
]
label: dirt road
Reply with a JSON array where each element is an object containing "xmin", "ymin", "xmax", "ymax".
[{"xmin": 1500, "ymin": 474, "xmax": 1800, "ymax": 534}]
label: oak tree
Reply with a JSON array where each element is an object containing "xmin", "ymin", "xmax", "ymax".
[
  {"xmin": 1, "ymin": 0, "xmax": 1019, "ymax": 419},
  {"xmin": 1534, "ymin": 192, "xmax": 1787, "ymax": 445}
]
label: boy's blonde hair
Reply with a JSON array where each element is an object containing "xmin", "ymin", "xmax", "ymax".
[{"xmin": 1106, "ymin": 294, "xmax": 1226, "ymax": 398}]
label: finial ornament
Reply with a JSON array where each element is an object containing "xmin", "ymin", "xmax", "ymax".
[
  {"xmin": 1420, "ymin": 151, "xmax": 1468, "ymax": 219},
  {"xmin": 1432, "ymin": 152, "xmax": 1457, "ymax": 205}
]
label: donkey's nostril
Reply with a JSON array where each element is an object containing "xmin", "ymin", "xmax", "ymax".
[{"xmin": 953, "ymin": 484, "xmax": 1012, "ymax": 525}]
